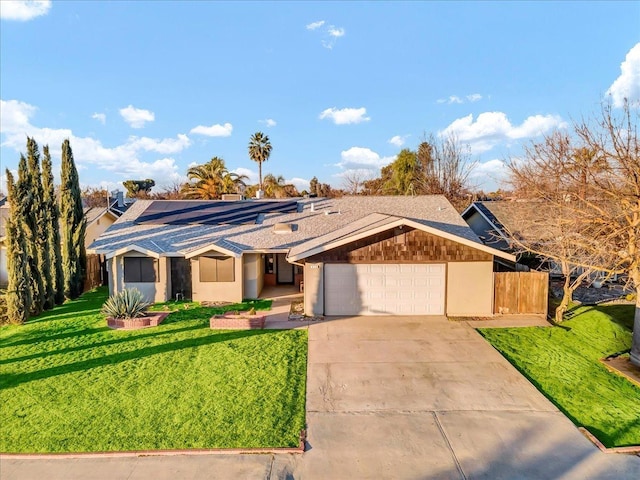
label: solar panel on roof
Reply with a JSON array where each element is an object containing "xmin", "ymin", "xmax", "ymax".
[{"xmin": 135, "ymin": 200, "xmax": 299, "ymax": 225}]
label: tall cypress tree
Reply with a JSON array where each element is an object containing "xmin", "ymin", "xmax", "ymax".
[
  {"xmin": 42, "ymin": 146, "xmax": 62, "ymax": 306},
  {"xmin": 5, "ymin": 171, "xmax": 31, "ymax": 324},
  {"xmin": 18, "ymin": 145, "xmax": 44, "ymax": 316},
  {"xmin": 60, "ymin": 139, "xmax": 86, "ymax": 299},
  {"xmin": 26, "ymin": 138, "xmax": 54, "ymax": 310}
]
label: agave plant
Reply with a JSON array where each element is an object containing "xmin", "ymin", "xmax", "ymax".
[{"xmin": 101, "ymin": 288, "xmax": 151, "ymax": 319}]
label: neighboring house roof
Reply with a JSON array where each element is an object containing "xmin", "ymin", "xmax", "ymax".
[
  {"xmin": 462, "ymin": 201, "xmax": 556, "ymax": 246},
  {"xmin": 84, "ymin": 207, "xmax": 119, "ymax": 227},
  {"xmin": 89, "ymin": 196, "xmax": 514, "ymax": 261}
]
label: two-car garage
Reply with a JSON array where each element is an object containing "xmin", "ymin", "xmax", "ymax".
[{"xmin": 323, "ymin": 263, "xmax": 446, "ymax": 316}]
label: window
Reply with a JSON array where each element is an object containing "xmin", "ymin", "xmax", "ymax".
[
  {"xmin": 124, "ymin": 257, "xmax": 158, "ymax": 283},
  {"xmin": 200, "ymin": 256, "xmax": 235, "ymax": 282}
]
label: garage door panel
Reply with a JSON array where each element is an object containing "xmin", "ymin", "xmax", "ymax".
[{"xmin": 325, "ymin": 263, "xmax": 445, "ymax": 316}]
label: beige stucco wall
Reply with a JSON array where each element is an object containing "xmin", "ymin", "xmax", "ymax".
[
  {"xmin": 85, "ymin": 214, "xmax": 116, "ymax": 249},
  {"xmin": 304, "ymin": 262, "xmax": 324, "ymax": 316},
  {"xmin": 109, "ymin": 253, "xmax": 170, "ymax": 303},
  {"xmin": 191, "ymin": 252, "xmax": 243, "ymax": 303},
  {"xmin": 242, "ymin": 253, "xmax": 264, "ymax": 299},
  {"xmin": 0, "ymin": 245, "xmax": 7, "ymax": 286},
  {"xmin": 446, "ymin": 261, "xmax": 494, "ymax": 316}
]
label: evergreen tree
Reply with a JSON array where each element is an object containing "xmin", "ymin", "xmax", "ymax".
[
  {"xmin": 60, "ymin": 139, "xmax": 86, "ymax": 299},
  {"xmin": 5, "ymin": 171, "xmax": 30, "ymax": 324},
  {"xmin": 17, "ymin": 145, "xmax": 44, "ymax": 316},
  {"xmin": 26, "ymin": 138, "xmax": 54, "ymax": 310},
  {"xmin": 42, "ymin": 146, "xmax": 64, "ymax": 305}
]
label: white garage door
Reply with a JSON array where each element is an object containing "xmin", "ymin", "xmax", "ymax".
[{"xmin": 324, "ymin": 263, "xmax": 446, "ymax": 316}]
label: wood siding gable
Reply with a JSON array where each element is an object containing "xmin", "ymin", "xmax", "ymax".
[{"xmin": 308, "ymin": 227, "xmax": 492, "ymax": 263}]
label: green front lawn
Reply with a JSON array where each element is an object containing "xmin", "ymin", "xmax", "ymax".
[
  {"xmin": 0, "ymin": 288, "xmax": 307, "ymax": 453},
  {"xmin": 479, "ymin": 304, "xmax": 640, "ymax": 448}
]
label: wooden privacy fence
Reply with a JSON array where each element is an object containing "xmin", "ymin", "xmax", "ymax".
[
  {"xmin": 84, "ymin": 254, "xmax": 103, "ymax": 292},
  {"xmin": 494, "ymin": 271, "xmax": 548, "ymax": 315}
]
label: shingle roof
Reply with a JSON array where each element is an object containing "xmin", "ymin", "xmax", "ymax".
[
  {"xmin": 89, "ymin": 196, "xmax": 486, "ymax": 257},
  {"xmin": 472, "ymin": 201, "xmax": 558, "ymax": 242}
]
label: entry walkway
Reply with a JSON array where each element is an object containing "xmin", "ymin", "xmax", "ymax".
[{"xmin": 2, "ymin": 316, "xmax": 639, "ymax": 479}]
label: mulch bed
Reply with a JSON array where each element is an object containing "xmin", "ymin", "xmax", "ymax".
[
  {"xmin": 289, "ymin": 300, "xmax": 323, "ymax": 321},
  {"xmin": 448, "ymin": 316, "xmax": 494, "ymax": 322}
]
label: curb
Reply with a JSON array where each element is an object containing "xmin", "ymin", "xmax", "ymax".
[
  {"xmin": 579, "ymin": 428, "xmax": 640, "ymax": 455},
  {"xmin": 0, "ymin": 431, "xmax": 306, "ymax": 459}
]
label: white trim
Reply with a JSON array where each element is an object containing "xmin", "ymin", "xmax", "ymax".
[
  {"xmin": 105, "ymin": 245, "xmax": 162, "ymax": 260},
  {"xmin": 184, "ymin": 243, "xmax": 241, "ymax": 259},
  {"xmin": 287, "ymin": 218, "xmax": 515, "ymax": 262}
]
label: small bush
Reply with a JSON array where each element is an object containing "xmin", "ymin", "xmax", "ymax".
[
  {"xmin": 0, "ymin": 290, "xmax": 7, "ymax": 325},
  {"xmin": 626, "ymin": 293, "xmax": 637, "ymax": 302},
  {"xmin": 247, "ymin": 307, "xmax": 256, "ymax": 316},
  {"xmin": 101, "ymin": 288, "xmax": 151, "ymax": 319}
]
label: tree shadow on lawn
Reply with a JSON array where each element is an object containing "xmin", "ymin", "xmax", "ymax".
[
  {"xmin": 0, "ymin": 328, "xmax": 277, "ymax": 390},
  {"xmin": 587, "ymin": 416, "xmax": 640, "ymax": 448},
  {"xmin": 0, "ymin": 322, "xmax": 207, "ymax": 366},
  {"xmin": 0, "ymin": 325, "xmax": 109, "ymax": 349},
  {"xmin": 591, "ymin": 304, "xmax": 635, "ymax": 332}
]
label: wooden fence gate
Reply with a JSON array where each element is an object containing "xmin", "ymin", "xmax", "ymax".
[
  {"xmin": 84, "ymin": 254, "xmax": 103, "ymax": 292},
  {"xmin": 494, "ymin": 271, "xmax": 548, "ymax": 315}
]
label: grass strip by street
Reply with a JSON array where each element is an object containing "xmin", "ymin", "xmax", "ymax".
[
  {"xmin": 0, "ymin": 288, "xmax": 307, "ymax": 453},
  {"xmin": 479, "ymin": 304, "xmax": 640, "ymax": 448}
]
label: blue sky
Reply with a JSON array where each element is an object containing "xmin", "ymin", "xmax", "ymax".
[{"xmin": 1, "ymin": 1, "xmax": 639, "ymax": 195}]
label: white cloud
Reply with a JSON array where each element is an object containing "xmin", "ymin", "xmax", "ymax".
[
  {"xmin": 328, "ymin": 26, "xmax": 345, "ymax": 37},
  {"xmin": 437, "ymin": 94, "xmax": 483, "ymax": 105},
  {"xmin": 92, "ymin": 113, "xmax": 106, "ymax": 125},
  {"xmin": 319, "ymin": 107, "xmax": 370, "ymax": 125},
  {"xmin": 288, "ymin": 177, "xmax": 310, "ymax": 192},
  {"xmin": 388, "ymin": 135, "xmax": 409, "ymax": 147},
  {"xmin": 0, "ymin": 0, "xmax": 51, "ymax": 21},
  {"xmin": 190, "ymin": 122, "xmax": 233, "ymax": 137},
  {"xmin": 439, "ymin": 111, "xmax": 567, "ymax": 153},
  {"xmin": 0, "ymin": 99, "xmax": 36, "ymax": 131},
  {"xmin": 470, "ymin": 159, "xmax": 508, "ymax": 179},
  {"xmin": 307, "ymin": 20, "xmax": 345, "ymax": 49},
  {"xmin": 119, "ymin": 105, "xmax": 155, "ymax": 128},
  {"xmin": 606, "ymin": 43, "xmax": 640, "ymax": 108},
  {"xmin": 230, "ymin": 167, "xmax": 258, "ymax": 185},
  {"xmin": 335, "ymin": 147, "xmax": 394, "ymax": 172},
  {"xmin": 0, "ymin": 98, "xmax": 191, "ymax": 183},
  {"xmin": 260, "ymin": 118, "xmax": 276, "ymax": 127},
  {"xmin": 306, "ymin": 20, "xmax": 325, "ymax": 30}
]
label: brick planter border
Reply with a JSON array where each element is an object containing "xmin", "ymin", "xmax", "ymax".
[
  {"xmin": 107, "ymin": 312, "xmax": 170, "ymax": 330},
  {"xmin": 210, "ymin": 313, "xmax": 266, "ymax": 330}
]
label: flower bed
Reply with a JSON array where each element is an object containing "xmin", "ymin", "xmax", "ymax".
[
  {"xmin": 210, "ymin": 312, "xmax": 266, "ymax": 330},
  {"xmin": 107, "ymin": 312, "xmax": 170, "ymax": 330}
]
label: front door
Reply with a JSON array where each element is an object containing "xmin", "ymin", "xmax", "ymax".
[
  {"xmin": 170, "ymin": 257, "xmax": 192, "ymax": 300},
  {"xmin": 276, "ymin": 253, "xmax": 294, "ymax": 284}
]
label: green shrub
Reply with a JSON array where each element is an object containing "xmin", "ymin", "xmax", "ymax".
[
  {"xmin": 0, "ymin": 290, "xmax": 7, "ymax": 325},
  {"xmin": 247, "ymin": 307, "xmax": 256, "ymax": 316},
  {"xmin": 101, "ymin": 288, "xmax": 151, "ymax": 319}
]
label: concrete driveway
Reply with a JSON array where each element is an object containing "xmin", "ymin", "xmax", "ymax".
[
  {"xmin": 294, "ymin": 315, "xmax": 640, "ymax": 479},
  {"xmin": 2, "ymin": 315, "xmax": 639, "ymax": 479}
]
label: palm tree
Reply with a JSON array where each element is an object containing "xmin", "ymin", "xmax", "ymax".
[
  {"xmin": 248, "ymin": 132, "xmax": 272, "ymax": 195},
  {"xmin": 181, "ymin": 157, "xmax": 245, "ymax": 199},
  {"xmin": 262, "ymin": 173, "xmax": 286, "ymax": 198}
]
